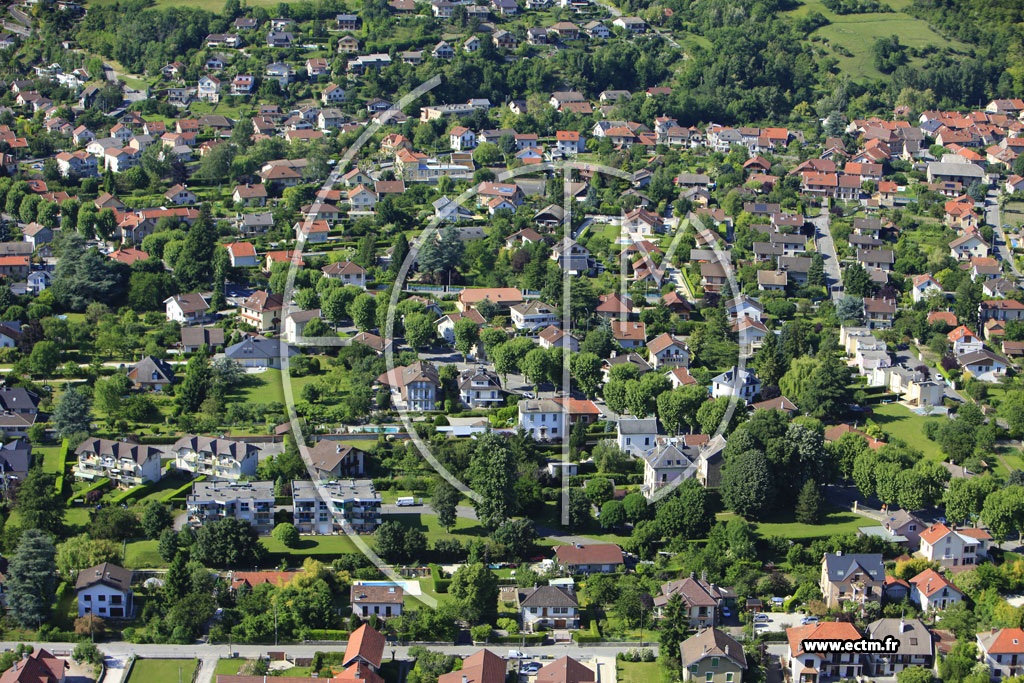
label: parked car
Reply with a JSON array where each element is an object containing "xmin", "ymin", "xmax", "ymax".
[
  {"xmin": 520, "ymin": 662, "xmax": 542, "ymax": 675},
  {"xmin": 800, "ymin": 616, "xmax": 819, "ymax": 625},
  {"xmin": 753, "ymin": 613, "xmax": 770, "ymax": 623}
]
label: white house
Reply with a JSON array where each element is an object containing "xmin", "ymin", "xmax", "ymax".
[
  {"xmin": 711, "ymin": 367, "xmax": 761, "ymax": 403},
  {"xmin": 948, "ymin": 325, "xmax": 984, "ymax": 356},
  {"xmin": 911, "ymin": 274, "xmax": 942, "ymax": 303},
  {"xmin": 518, "ymin": 398, "xmax": 568, "ymax": 441},
  {"xmin": 510, "ymin": 301, "xmax": 558, "ymax": 332},
  {"xmin": 646, "ymin": 333, "xmax": 689, "ymax": 369},
  {"xmin": 977, "ymin": 628, "xmax": 1024, "ymax": 680},
  {"xmin": 76, "ymin": 562, "xmax": 133, "ymax": 618},
  {"xmin": 164, "ymin": 293, "xmax": 210, "ymax": 323},
  {"xmin": 351, "ymin": 584, "xmax": 404, "ymax": 619},
  {"xmin": 785, "ymin": 622, "xmax": 864, "ymax": 682},
  {"xmin": 908, "ymin": 568, "xmax": 963, "ymax": 611},
  {"xmin": 171, "ymin": 435, "xmax": 258, "ymax": 481},
  {"xmin": 918, "ymin": 522, "xmax": 991, "ymax": 568},
  {"xmin": 957, "ymin": 349, "xmax": 1010, "ymax": 382},
  {"xmin": 449, "ymin": 125, "xmax": 476, "ymax": 150},
  {"xmin": 949, "ymin": 233, "xmax": 989, "ymax": 260},
  {"xmin": 321, "ymin": 260, "xmax": 367, "ymax": 288},
  {"xmin": 519, "ymin": 585, "xmax": 579, "ymax": 632}
]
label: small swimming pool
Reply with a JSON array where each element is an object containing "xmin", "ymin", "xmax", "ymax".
[{"xmin": 354, "ymin": 580, "xmax": 421, "ymax": 595}]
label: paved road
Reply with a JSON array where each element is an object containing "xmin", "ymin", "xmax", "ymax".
[
  {"xmin": 810, "ymin": 204, "xmax": 842, "ymax": 301},
  {"xmin": 987, "ymin": 189, "xmax": 1021, "ymax": 277},
  {"xmin": 0, "ymin": 641, "xmax": 657, "ymax": 664}
]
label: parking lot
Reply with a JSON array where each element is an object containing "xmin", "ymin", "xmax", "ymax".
[{"xmin": 752, "ymin": 611, "xmax": 811, "ymax": 633}]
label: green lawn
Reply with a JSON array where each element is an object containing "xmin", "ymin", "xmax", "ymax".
[
  {"xmin": 214, "ymin": 659, "xmax": 312, "ymax": 677},
  {"xmin": 617, "ymin": 661, "xmax": 667, "ymax": 683},
  {"xmin": 784, "ymin": 0, "xmax": 969, "ymax": 80},
  {"xmin": 123, "ymin": 540, "xmax": 163, "ymax": 569},
  {"xmin": 718, "ymin": 507, "xmax": 868, "ymax": 541},
  {"xmin": 230, "ymin": 367, "xmax": 325, "ymax": 407},
  {"xmin": 870, "ymin": 402, "xmax": 946, "ymax": 461},
  {"xmin": 262, "ymin": 534, "xmax": 360, "ymax": 560},
  {"xmin": 38, "ymin": 446, "xmax": 65, "ymax": 474},
  {"xmin": 126, "ymin": 659, "xmax": 198, "ymax": 683}
]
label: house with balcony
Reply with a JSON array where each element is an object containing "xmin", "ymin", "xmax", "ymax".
[
  {"xmin": 711, "ymin": 367, "xmax": 761, "ymax": 403},
  {"xmin": 680, "ymin": 628, "xmax": 747, "ymax": 683},
  {"xmin": 164, "ymin": 293, "xmax": 210, "ymax": 324},
  {"xmin": 864, "ymin": 618, "xmax": 933, "ymax": 677},
  {"xmin": 647, "ymin": 333, "xmax": 689, "ymax": 369},
  {"xmin": 863, "ymin": 297, "xmax": 896, "ymax": 330},
  {"xmin": 786, "ymin": 622, "xmax": 864, "ymax": 682},
  {"xmin": 654, "ymin": 575, "xmax": 734, "ymax": 627},
  {"xmin": 239, "ymin": 290, "xmax": 284, "ymax": 332},
  {"xmin": 321, "ymin": 260, "xmax": 367, "ymax": 289},
  {"xmin": 978, "ymin": 628, "xmax": 1024, "ymax": 680},
  {"xmin": 171, "ymin": 435, "xmax": 258, "ymax": 481},
  {"xmin": 519, "ymin": 585, "xmax": 579, "ymax": 632},
  {"xmin": 641, "ymin": 439, "xmax": 700, "ymax": 498},
  {"xmin": 918, "ymin": 522, "xmax": 991, "ymax": 568},
  {"xmin": 186, "ymin": 480, "xmax": 275, "ymax": 533},
  {"xmin": 820, "ymin": 553, "xmax": 884, "ymax": 608},
  {"xmin": 458, "ymin": 366, "xmax": 503, "ymax": 409},
  {"xmin": 74, "ymin": 438, "xmax": 163, "ymax": 487},
  {"xmin": 510, "ymin": 300, "xmax": 559, "ymax": 332},
  {"xmin": 376, "ymin": 361, "xmax": 440, "ymax": 411},
  {"xmin": 292, "ymin": 479, "xmax": 381, "ymax": 534}
]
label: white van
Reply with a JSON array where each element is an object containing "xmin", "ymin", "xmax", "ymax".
[{"xmin": 396, "ymin": 496, "xmax": 416, "ymax": 506}]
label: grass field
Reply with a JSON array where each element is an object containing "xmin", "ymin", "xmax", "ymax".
[
  {"xmin": 1003, "ymin": 201, "xmax": 1024, "ymax": 228},
  {"xmin": 749, "ymin": 508, "xmax": 867, "ymax": 540},
  {"xmin": 617, "ymin": 661, "xmax": 667, "ymax": 683},
  {"xmin": 870, "ymin": 402, "xmax": 946, "ymax": 461},
  {"xmin": 785, "ymin": 0, "xmax": 968, "ymax": 80},
  {"xmin": 123, "ymin": 540, "xmax": 163, "ymax": 569},
  {"xmin": 126, "ymin": 659, "xmax": 198, "ymax": 683},
  {"xmin": 38, "ymin": 446, "xmax": 65, "ymax": 474},
  {"xmin": 214, "ymin": 659, "xmax": 313, "ymax": 677}
]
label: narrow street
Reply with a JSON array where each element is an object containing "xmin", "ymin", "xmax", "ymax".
[
  {"xmin": 987, "ymin": 189, "xmax": 1021, "ymax": 277},
  {"xmin": 810, "ymin": 204, "xmax": 842, "ymax": 301}
]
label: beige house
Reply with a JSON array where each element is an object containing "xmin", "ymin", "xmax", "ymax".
[
  {"xmin": 681, "ymin": 628, "xmax": 747, "ymax": 683},
  {"xmin": 820, "ymin": 553, "xmax": 884, "ymax": 608}
]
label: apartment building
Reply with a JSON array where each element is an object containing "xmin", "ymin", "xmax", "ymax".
[
  {"xmin": 170, "ymin": 435, "xmax": 259, "ymax": 481},
  {"xmin": 292, "ymin": 479, "xmax": 382, "ymax": 534},
  {"xmin": 186, "ymin": 480, "xmax": 275, "ymax": 533}
]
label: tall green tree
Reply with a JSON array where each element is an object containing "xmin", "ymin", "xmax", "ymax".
[
  {"xmin": 7, "ymin": 529, "xmax": 58, "ymax": 628},
  {"xmin": 52, "ymin": 385, "xmax": 92, "ymax": 440},
  {"xmin": 469, "ymin": 433, "xmax": 516, "ymax": 530}
]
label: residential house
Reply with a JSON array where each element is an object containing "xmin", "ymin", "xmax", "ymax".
[
  {"xmin": 785, "ymin": 622, "xmax": 864, "ymax": 682},
  {"xmin": 949, "ymin": 325, "xmax": 984, "ymax": 355},
  {"xmin": 76, "ymin": 563, "xmax": 133, "ymax": 618},
  {"xmin": 126, "ymin": 355, "xmax": 175, "ymax": 391},
  {"xmin": 321, "ymin": 260, "xmax": 368, "ymax": 288},
  {"xmin": 232, "ymin": 183, "xmax": 267, "ymax": 206},
  {"xmin": 376, "ymin": 361, "xmax": 441, "ymax": 411},
  {"xmin": 164, "ymin": 293, "xmax": 209, "ymax": 324},
  {"xmin": 351, "ymin": 584, "xmax": 403, "ymax": 619},
  {"xmin": 647, "ymin": 333, "xmax": 690, "ymax": 369},
  {"xmin": 74, "ymin": 438, "xmax": 163, "ymax": 487},
  {"xmin": 680, "ymin": 628, "xmax": 747, "ymax": 683},
  {"xmin": 518, "ymin": 398, "xmax": 568, "ymax": 441},
  {"xmin": 438, "ymin": 650, "xmax": 506, "ymax": 683},
  {"xmin": 957, "ymin": 349, "xmax": 1010, "ymax": 382},
  {"xmin": 308, "ymin": 439, "xmax": 365, "ymax": 479},
  {"xmin": 654, "ymin": 576, "xmax": 733, "ymax": 627},
  {"xmin": 711, "ymin": 367, "xmax": 761, "ymax": 403},
  {"xmin": 458, "ymin": 366, "xmax": 503, "ymax": 409},
  {"xmin": 225, "ymin": 242, "xmax": 258, "ymax": 268},
  {"xmin": 186, "ymin": 480, "xmax": 275, "ymax": 533},
  {"xmin": 171, "ymin": 435, "xmax": 258, "ymax": 481},
  {"xmin": 864, "ymin": 618, "xmax": 934, "ymax": 677},
  {"xmin": 519, "ymin": 585, "xmax": 579, "ymax": 632},
  {"xmin": 864, "ymin": 297, "xmax": 896, "ymax": 330},
  {"xmin": 553, "ymin": 544, "xmax": 624, "ymax": 574},
  {"xmin": 919, "ymin": 523, "xmax": 991, "ymax": 568},
  {"xmin": 909, "ymin": 568, "xmax": 963, "ymax": 611},
  {"xmin": 977, "ymin": 628, "xmax": 1024, "ymax": 680},
  {"xmin": 224, "ymin": 336, "xmax": 298, "ymax": 369},
  {"xmin": 820, "ymin": 553, "xmax": 884, "ymax": 608},
  {"xmin": 539, "ymin": 325, "xmax": 579, "ymax": 352},
  {"xmin": 239, "ymin": 290, "xmax": 284, "ymax": 332}
]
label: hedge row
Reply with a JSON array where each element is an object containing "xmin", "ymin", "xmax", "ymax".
[
  {"xmin": 307, "ymin": 629, "xmax": 351, "ymax": 641},
  {"xmin": 491, "ymin": 634, "xmax": 545, "ymax": 645},
  {"xmin": 163, "ymin": 475, "xmax": 204, "ymax": 503},
  {"xmin": 69, "ymin": 478, "xmax": 110, "ymax": 505},
  {"xmin": 54, "ymin": 475, "xmax": 64, "ymax": 496},
  {"xmin": 108, "ymin": 484, "xmax": 155, "ymax": 506},
  {"xmin": 429, "ymin": 564, "xmax": 451, "ymax": 594},
  {"xmin": 567, "ymin": 473, "xmax": 643, "ymax": 486},
  {"xmin": 58, "ymin": 438, "xmax": 71, "ymax": 473}
]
